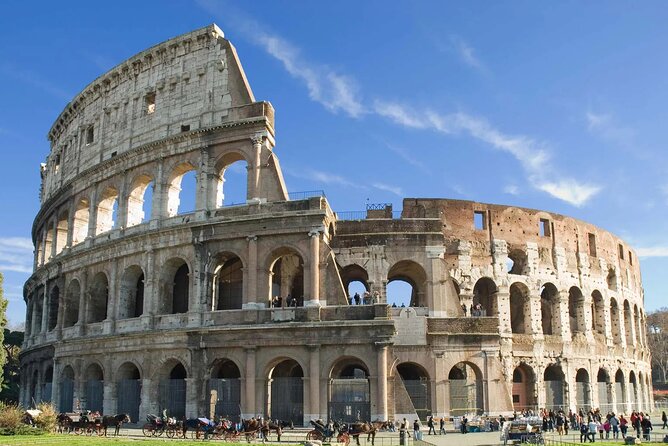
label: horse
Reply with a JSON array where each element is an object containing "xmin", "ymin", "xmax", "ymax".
[
  {"xmin": 102, "ymin": 413, "xmax": 131, "ymax": 436},
  {"xmin": 265, "ymin": 420, "xmax": 284, "ymax": 441},
  {"xmin": 346, "ymin": 422, "xmax": 377, "ymax": 445},
  {"xmin": 180, "ymin": 418, "xmax": 210, "ymax": 439},
  {"xmin": 56, "ymin": 413, "xmax": 72, "ymax": 433}
]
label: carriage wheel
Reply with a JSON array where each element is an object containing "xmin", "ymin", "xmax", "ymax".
[
  {"xmin": 142, "ymin": 423, "xmax": 154, "ymax": 437},
  {"xmin": 154, "ymin": 426, "xmax": 164, "ymax": 437},
  {"xmin": 338, "ymin": 433, "xmax": 351, "ymax": 446},
  {"xmin": 307, "ymin": 430, "xmax": 324, "ymax": 441},
  {"xmin": 165, "ymin": 426, "xmax": 176, "ymax": 438},
  {"xmin": 85, "ymin": 426, "xmax": 95, "ymax": 436},
  {"xmin": 73, "ymin": 426, "xmax": 83, "ymax": 435}
]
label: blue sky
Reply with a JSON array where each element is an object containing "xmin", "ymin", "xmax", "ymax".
[{"xmin": 1, "ymin": 1, "xmax": 668, "ymax": 325}]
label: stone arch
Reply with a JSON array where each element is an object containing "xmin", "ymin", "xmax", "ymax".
[
  {"xmin": 32, "ymin": 287, "xmax": 45, "ymax": 334},
  {"xmin": 509, "ymin": 282, "xmax": 531, "ymax": 334},
  {"xmin": 167, "ymin": 162, "xmax": 197, "ymax": 217},
  {"xmin": 126, "ymin": 173, "xmax": 154, "ymax": 227},
  {"xmin": 87, "ymin": 272, "xmax": 108, "ymax": 323},
  {"xmin": 597, "ymin": 368, "xmax": 612, "ymax": 413},
  {"xmin": 96, "ymin": 186, "xmax": 119, "ymax": 234},
  {"xmin": 575, "ymin": 368, "xmax": 591, "ymax": 411},
  {"xmin": 512, "ymin": 363, "xmax": 536, "ymax": 411},
  {"xmin": 158, "ymin": 360, "xmax": 188, "ymax": 419},
  {"xmin": 267, "ymin": 358, "xmax": 304, "ymax": 425},
  {"xmin": 623, "ymin": 300, "xmax": 634, "ymax": 346},
  {"xmin": 634, "ymin": 304, "xmax": 642, "ymax": 346},
  {"xmin": 84, "ymin": 362, "xmax": 104, "ymax": 412},
  {"xmin": 543, "ymin": 364, "xmax": 565, "ymax": 410},
  {"xmin": 209, "ymin": 359, "xmax": 242, "ymax": 421},
  {"xmin": 629, "ymin": 370, "xmax": 638, "ymax": 409},
  {"xmin": 339, "ymin": 264, "xmax": 370, "ymax": 303},
  {"xmin": 42, "ymin": 366, "xmax": 53, "ymax": 403},
  {"xmin": 396, "ymin": 362, "xmax": 431, "ymax": 420},
  {"xmin": 387, "ymin": 260, "xmax": 427, "ymax": 307},
  {"xmin": 43, "ymin": 221, "xmax": 53, "ymax": 263},
  {"xmin": 160, "ymin": 257, "xmax": 190, "ymax": 314},
  {"xmin": 610, "ymin": 298, "xmax": 623, "ymax": 344},
  {"xmin": 607, "ymin": 268, "xmax": 617, "ymax": 291},
  {"xmin": 448, "ymin": 361, "xmax": 483, "ymax": 416},
  {"xmin": 59, "ymin": 365, "xmax": 75, "ymax": 412},
  {"xmin": 211, "ymin": 252, "xmax": 244, "ymax": 310},
  {"xmin": 117, "ymin": 362, "xmax": 141, "ymax": 422},
  {"xmin": 540, "ymin": 283, "xmax": 559, "ymax": 335},
  {"xmin": 329, "ymin": 357, "xmax": 371, "ymax": 423},
  {"xmin": 507, "ymin": 248, "xmax": 528, "ymax": 275},
  {"xmin": 214, "ymin": 151, "xmax": 249, "ymax": 207},
  {"xmin": 118, "ymin": 265, "xmax": 145, "ymax": 319},
  {"xmin": 47, "ymin": 284, "xmax": 60, "ymax": 331},
  {"xmin": 568, "ymin": 286, "xmax": 585, "ymax": 337},
  {"xmin": 72, "ymin": 197, "xmax": 89, "ymax": 245},
  {"xmin": 614, "ymin": 369, "xmax": 626, "ymax": 413},
  {"xmin": 591, "ymin": 290, "xmax": 605, "ymax": 336},
  {"xmin": 638, "ymin": 370, "xmax": 646, "ymax": 410},
  {"xmin": 473, "ymin": 277, "xmax": 497, "ymax": 317},
  {"xmin": 63, "ymin": 279, "xmax": 80, "ymax": 328},
  {"xmin": 55, "ymin": 209, "xmax": 69, "ymax": 255},
  {"xmin": 267, "ymin": 247, "xmax": 305, "ymax": 307}
]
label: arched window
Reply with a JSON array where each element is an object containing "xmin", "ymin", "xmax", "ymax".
[
  {"xmin": 55, "ymin": 211, "xmax": 68, "ymax": 254},
  {"xmin": 624, "ymin": 300, "xmax": 634, "ymax": 346},
  {"xmin": 568, "ymin": 287, "xmax": 585, "ymax": 337},
  {"xmin": 575, "ymin": 369, "xmax": 591, "ymax": 411},
  {"xmin": 507, "ymin": 249, "xmax": 528, "ymax": 275},
  {"xmin": 329, "ymin": 359, "xmax": 370, "ymax": 423},
  {"xmin": 117, "ymin": 362, "xmax": 141, "ymax": 422},
  {"xmin": 610, "ymin": 298, "xmax": 623, "ymax": 344},
  {"xmin": 269, "ymin": 249, "xmax": 304, "ymax": 307},
  {"xmin": 63, "ymin": 280, "xmax": 80, "ymax": 327},
  {"xmin": 543, "ymin": 364, "xmax": 565, "ymax": 410},
  {"xmin": 449, "ymin": 362, "xmax": 483, "ymax": 415},
  {"xmin": 96, "ymin": 187, "xmax": 118, "ymax": 234},
  {"xmin": 126, "ymin": 174, "xmax": 154, "ymax": 226},
  {"xmin": 87, "ymin": 273, "xmax": 108, "ymax": 323},
  {"xmin": 339, "ymin": 264, "xmax": 370, "ymax": 305},
  {"xmin": 209, "ymin": 360, "xmax": 241, "ymax": 421},
  {"xmin": 269, "ymin": 359, "xmax": 304, "ymax": 424},
  {"xmin": 591, "ymin": 291, "xmax": 605, "ymax": 335},
  {"xmin": 167, "ymin": 163, "xmax": 197, "ymax": 216},
  {"xmin": 509, "ymin": 282, "xmax": 530, "ymax": 334},
  {"xmin": 614, "ymin": 369, "xmax": 626, "ymax": 413},
  {"xmin": 212, "ymin": 254, "xmax": 243, "ymax": 310},
  {"xmin": 512, "ymin": 364, "xmax": 535, "ymax": 411},
  {"xmin": 215, "ymin": 154, "xmax": 248, "ymax": 207},
  {"xmin": 473, "ymin": 278, "xmax": 497, "ymax": 317},
  {"xmin": 119, "ymin": 266, "xmax": 144, "ymax": 319},
  {"xmin": 597, "ymin": 369, "xmax": 611, "ymax": 413},
  {"xmin": 160, "ymin": 258, "xmax": 189, "ymax": 314},
  {"xmin": 396, "ymin": 363, "xmax": 431, "ymax": 420},
  {"xmin": 159, "ymin": 362, "xmax": 187, "ymax": 419},
  {"xmin": 540, "ymin": 283, "xmax": 559, "ymax": 335},
  {"xmin": 387, "ymin": 260, "xmax": 427, "ymax": 307},
  {"xmin": 47, "ymin": 285, "xmax": 59, "ymax": 331},
  {"xmin": 72, "ymin": 198, "xmax": 89, "ymax": 245},
  {"xmin": 84, "ymin": 363, "xmax": 104, "ymax": 412}
]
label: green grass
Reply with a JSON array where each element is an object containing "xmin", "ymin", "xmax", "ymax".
[{"xmin": 0, "ymin": 434, "xmax": 299, "ymax": 446}]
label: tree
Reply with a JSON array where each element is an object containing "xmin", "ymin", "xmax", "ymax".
[
  {"xmin": 0, "ymin": 274, "xmax": 6, "ymax": 389},
  {"xmin": 0, "ymin": 328, "xmax": 23, "ymax": 403},
  {"xmin": 647, "ymin": 307, "xmax": 668, "ymax": 384}
]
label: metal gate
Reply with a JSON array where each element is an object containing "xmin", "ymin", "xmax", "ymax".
[
  {"xmin": 449, "ymin": 379, "xmax": 481, "ymax": 416},
  {"xmin": 86, "ymin": 380, "xmax": 104, "ymax": 412},
  {"xmin": 42, "ymin": 383, "xmax": 53, "ymax": 403},
  {"xmin": 597, "ymin": 383, "xmax": 609, "ymax": 412},
  {"xmin": 329, "ymin": 378, "xmax": 370, "ymax": 423},
  {"xmin": 544, "ymin": 380, "xmax": 563, "ymax": 410},
  {"xmin": 118, "ymin": 379, "xmax": 141, "ymax": 422},
  {"xmin": 270, "ymin": 377, "xmax": 303, "ymax": 424},
  {"xmin": 403, "ymin": 379, "xmax": 431, "ymax": 420},
  {"xmin": 159, "ymin": 379, "xmax": 186, "ymax": 419},
  {"xmin": 208, "ymin": 379, "xmax": 241, "ymax": 421},
  {"xmin": 615, "ymin": 382, "xmax": 625, "ymax": 412},
  {"xmin": 59, "ymin": 379, "xmax": 74, "ymax": 412},
  {"xmin": 575, "ymin": 382, "xmax": 590, "ymax": 411}
]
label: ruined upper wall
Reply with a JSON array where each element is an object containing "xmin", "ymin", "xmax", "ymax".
[{"xmin": 41, "ymin": 24, "xmax": 258, "ymax": 202}]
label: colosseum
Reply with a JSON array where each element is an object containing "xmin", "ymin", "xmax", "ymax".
[{"xmin": 19, "ymin": 24, "xmax": 652, "ymax": 424}]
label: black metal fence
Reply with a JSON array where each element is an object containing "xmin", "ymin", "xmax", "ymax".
[
  {"xmin": 159, "ymin": 379, "xmax": 186, "ymax": 419},
  {"xmin": 208, "ymin": 378, "xmax": 241, "ymax": 421},
  {"xmin": 270, "ymin": 377, "xmax": 303, "ymax": 423},
  {"xmin": 329, "ymin": 378, "xmax": 370, "ymax": 422},
  {"xmin": 117, "ymin": 379, "xmax": 141, "ymax": 422},
  {"xmin": 85, "ymin": 379, "xmax": 103, "ymax": 412}
]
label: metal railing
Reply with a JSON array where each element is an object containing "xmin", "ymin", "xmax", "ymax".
[{"xmin": 288, "ymin": 190, "xmax": 326, "ymax": 200}]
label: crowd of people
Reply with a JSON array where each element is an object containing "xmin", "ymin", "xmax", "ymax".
[
  {"xmin": 348, "ymin": 291, "xmax": 381, "ymax": 306},
  {"xmin": 461, "ymin": 303, "xmax": 486, "ymax": 317}
]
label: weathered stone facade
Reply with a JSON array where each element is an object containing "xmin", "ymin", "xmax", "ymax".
[{"xmin": 20, "ymin": 24, "xmax": 652, "ymax": 424}]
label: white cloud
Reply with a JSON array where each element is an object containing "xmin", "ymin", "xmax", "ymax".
[
  {"xmin": 636, "ymin": 246, "xmax": 668, "ymax": 258},
  {"xmin": 0, "ymin": 237, "xmax": 34, "ymax": 274},
  {"xmin": 504, "ymin": 185, "xmax": 520, "ymax": 195},
  {"xmin": 373, "ymin": 100, "xmax": 426, "ymax": 129},
  {"xmin": 451, "ymin": 36, "xmax": 484, "ymax": 71},
  {"xmin": 534, "ymin": 179, "xmax": 601, "ymax": 208},
  {"xmin": 291, "ymin": 168, "xmax": 358, "ymax": 188},
  {"xmin": 372, "ymin": 183, "xmax": 404, "ymax": 197}
]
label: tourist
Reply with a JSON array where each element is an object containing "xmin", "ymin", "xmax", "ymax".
[
  {"xmin": 609, "ymin": 413, "xmax": 619, "ymax": 439},
  {"xmin": 662, "ymin": 411, "xmax": 667, "ymax": 429},
  {"xmin": 461, "ymin": 416, "xmax": 468, "ymax": 434},
  {"xmin": 413, "ymin": 419, "xmax": 421, "ymax": 440},
  {"xmin": 641, "ymin": 415, "xmax": 652, "ymax": 441},
  {"xmin": 354, "ymin": 292, "xmax": 361, "ymax": 305},
  {"xmin": 461, "ymin": 303, "xmax": 467, "ymax": 316},
  {"xmin": 427, "ymin": 416, "xmax": 435, "ymax": 435},
  {"xmin": 439, "ymin": 417, "xmax": 446, "ymax": 435},
  {"xmin": 579, "ymin": 421, "xmax": 589, "ymax": 443},
  {"xmin": 619, "ymin": 414, "xmax": 628, "ymax": 437}
]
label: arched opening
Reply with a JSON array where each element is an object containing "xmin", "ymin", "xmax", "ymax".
[
  {"xmin": 42, "ymin": 367, "xmax": 53, "ymax": 402},
  {"xmin": 339, "ymin": 264, "xmax": 370, "ymax": 305},
  {"xmin": 72, "ymin": 198, "xmax": 89, "ymax": 245},
  {"xmin": 568, "ymin": 287, "xmax": 585, "ymax": 337},
  {"xmin": 59, "ymin": 366, "xmax": 75, "ymax": 412},
  {"xmin": 87, "ymin": 272, "xmax": 108, "ymax": 323},
  {"xmin": 55, "ymin": 210, "xmax": 68, "ymax": 255},
  {"xmin": 117, "ymin": 362, "xmax": 141, "ymax": 422},
  {"xmin": 509, "ymin": 282, "xmax": 530, "ymax": 334},
  {"xmin": 473, "ymin": 278, "xmax": 497, "ymax": 317},
  {"xmin": 512, "ymin": 364, "xmax": 535, "ymax": 411},
  {"xmin": 387, "ymin": 260, "xmax": 427, "ymax": 307},
  {"xmin": 610, "ymin": 298, "xmax": 623, "ymax": 344},
  {"xmin": 592, "ymin": 291, "xmax": 605, "ymax": 336},
  {"xmin": 448, "ymin": 362, "xmax": 483, "ymax": 416},
  {"xmin": 84, "ymin": 363, "xmax": 104, "ymax": 412},
  {"xmin": 160, "ymin": 258, "xmax": 189, "ymax": 314},
  {"xmin": 396, "ymin": 363, "xmax": 431, "ymax": 420},
  {"xmin": 167, "ymin": 163, "xmax": 197, "ymax": 217},
  {"xmin": 96, "ymin": 187, "xmax": 119, "ymax": 234},
  {"xmin": 543, "ymin": 365, "xmax": 565, "ymax": 410},
  {"xmin": 119, "ymin": 266, "xmax": 144, "ymax": 319},
  {"xmin": 607, "ymin": 268, "xmax": 617, "ymax": 291},
  {"xmin": 634, "ymin": 305, "xmax": 642, "ymax": 346},
  {"xmin": 638, "ymin": 371, "xmax": 646, "ymax": 410},
  {"xmin": 268, "ymin": 359, "xmax": 304, "ymax": 425},
  {"xmin": 211, "ymin": 254, "xmax": 244, "ymax": 310},
  {"xmin": 30, "ymin": 370, "xmax": 39, "ymax": 403},
  {"xmin": 63, "ymin": 279, "xmax": 80, "ymax": 327},
  {"xmin": 43, "ymin": 224, "xmax": 53, "ymax": 263},
  {"xmin": 209, "ymin": 360, "xmax": 241, "ymax": 421},
  {"xmin": 215, "ymin": 154, "xmax": 248, "ymax": 207},
  {"xmin": 597, "ymin": 368, "xmax": 611, "ymax": 413},
  {"xmin": 32, "ymin": 288, "xmax": 44, "ymax": 334},
  {"xmin": 614, "ymin": 369, "xmax": 626, "ymax": 413},
  {"xmin": 540, "ymin": 283, "xmax": 559, "ymax": 335},
  {"xmin": 127, "ymin": 174, "xmax": 154, "ymax": 227},
  {"xmin": 159, "ymin": 362, "xmax": 187, "ymax": 419},
  {"xmin": 507, "ymin": 249, "xmax": 528, "ymax": 275},
  {"xmin": 623, "ymin": 300, "xmax": 634, "ymax": 346},
  {"xmin": 329, "ymin": 359, "xmax": 371, "ymax": 423},
  {"xmin": 47, "ymin": 285, "xmax": 59, "ymax": 331},
  {"xmin": 629, "ymin": 371, "xmax": 638, "ymax": 410},
  {"xmin": 269, "ymin": 249, "xmax": 304, "ymax": 307},
  {"xmin": 575, "ymin": 368, "xmax": 591, "ymax": 412}
]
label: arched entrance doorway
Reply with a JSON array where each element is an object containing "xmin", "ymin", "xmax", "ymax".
[
  {"xmin": 42, "ymin": 366, "xmax": 53, "ymax": 402},
  {"xmin": 329, "ymin": 359, "xmax": 371, "ymax": 422},
  {"xmin": 84, "ymin": 363, "xmax": 104, "ymax": 412},
  {"xmin": 268, "ymin": 359, "xmax": 304, "ymax": 425},
  {"xmin": 614, "ymin": 369, "xmax": 626, "ymax": 413},
  {"xmin": 209, "ymin": 360, "xmax": 241, "ymax": 421},
  {"xmin": 117, "ymin": 362, "xmax": 141, "ymax": 422},
  {"xmin": 269, "ymin": 250, "xmax": 304, "ymax": 306},
  {"xmin": 159, "ymin": 362, "xmax": 187, "ymax": 419},
  {"xmin": 544, "ymin": 365, "xmax": 564, "ymax": 410},
  {"xmin": 59, "ymin": 366, "xmax": 75, "ymax": 412},
  {"xmin": 575, "ymin": 369, "xmax": 591, "ymax": 412},
  {"xmin": 396, "ymin": 363, "xmax": 431, "ymax": 421},
  {"xmin": 448, "ymin": 362, "xmax": 483, "ymax": 416},
  {"xmin": 512, "ymin": 364, "xmax": 535, "ymax": 411},
  {"xmin": 597, "ymin": 369, "xmax": 611, "ymax": 413}
]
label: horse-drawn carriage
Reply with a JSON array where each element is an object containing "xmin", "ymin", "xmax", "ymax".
[
  {"xmin": 142, "ymin": 413, "xmax": 179, "ymax": 437},
  {"xmin": 56, "ymin": 411, "xmax": 102, "ymax": 435},
  {"xmin": 307, "ymin": 420, "xmax": 352, "ymax": 445}
]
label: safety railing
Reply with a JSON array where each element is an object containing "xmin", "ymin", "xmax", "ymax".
[{"xmin": 288, "ymin": 190, "xmax": 326, "ymax": 200}]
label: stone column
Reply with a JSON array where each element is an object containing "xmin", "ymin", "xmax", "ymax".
[
  {"xmin": 557, "ymin": 290, "xmax": 571, "ymax": 341},
  {"xmin": 150, "ymin": 159, "xmax": 165, "ymax": 221},
  {"xmin": 250, "ymin": 134, "xmax": 263, "ymax": 200},
  {"xmin": 528, "ymin": 293, "xmax": 543, "ymax": 336},
  {"xmin": 52, "ymin": 360, "xmax": 62, "ymax": 411},
  {"xmin": 307, "ymin": 346, "xmax": 320, "ymax": 420},
  {"xmin": 244, "ymin": 236, "xmax": 258, "ymax": 308},
  {"xmin": 66, "ymin": 202, "xmax": 75, "ymax": 248},
  {"xmin": 50, "ymin": 218, "xmax": 58, "ymax": 259},
  {"xmin": 103, "ymin": 379, "xmax": 117, "ymax": 415},
  {"xmin": 139, "ymin": 378, "xmax": 154, "ymax": 418},
  {"xmin": 426, "ymin": 246, "xmax": 446, "ymax": 317},
  {"xmin": 40, "ymin": 281, "xmax": 49, "ymax": 334},
  {"xmin": 603, "ymin": 298, "xmax": 613, "ymax": 346},
  {"xmin": 87, "ymin": 187, "xmax": 98, "ymax": 239},
  {"xmin": 104, "ymin": 260, "xmax": 118, "ymax": 334},
  {"xmin": 76, "ymin": 271, "xmax": 88, "ymax": 335},
  {"xmin": 185, "ymin": 378, "xmax": 198, "ymax": 418},
  {"xmin": 305, "ymin": 229, "xmax": 321, "ymax": 307},
  {"xmin": 375, "ymin": 343, "xmax": 389, "ymax": 420},
  {"xmin": 195, "ymin": 147, "xmax": 209, "ymax": 215},
  {"xmin": 496, "ymin": 285, "xmax": 511, "ymax": 335},
  {"xmin": 242, "ymin": 348, "xmax": 256, "ymax": 419}
]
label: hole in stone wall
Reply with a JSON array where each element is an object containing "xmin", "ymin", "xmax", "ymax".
[
  {"xmin": 181, "ymin": 124, "xmax": 190, "ymax": 132},
  {"xmin": 146, "ymin": 92, "xmax": 156, "ymax": 115},
  {"xmin": 474, "ymin": 211, "xmax": 486, "ymax": 230},
  {"xmin": 539, "ymin": 219, "xmax": 550, "ymax": 237},
  {"xmin": 588, "ymin": 233, "xmax": 597, "ymax": 257}
]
